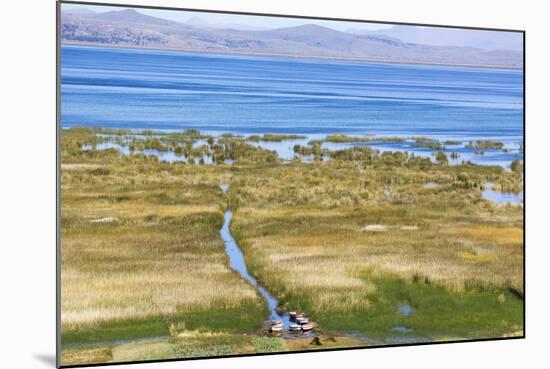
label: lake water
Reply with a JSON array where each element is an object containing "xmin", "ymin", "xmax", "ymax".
[{"xmin": 61, "ymin": 45, "xmax": 523, "ymax": 142}]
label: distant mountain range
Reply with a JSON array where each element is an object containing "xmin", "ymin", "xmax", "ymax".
[
  {"xmin": 348, "ymin": 25, "xmax": 523, "ymax": 52},
  {"xmin": 61, "ymin": 9, "xmax": 523, "ymax": 69}
]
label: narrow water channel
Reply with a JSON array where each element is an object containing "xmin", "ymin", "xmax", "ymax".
[
  {"xmin": 220, "ymin": 209, "xmax": 291, "ymax": 329},
  {"xmin": 218, "ymin": 186, "xmax": 456, "ymax": 343}
]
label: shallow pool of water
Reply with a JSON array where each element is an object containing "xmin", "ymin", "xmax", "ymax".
[
  {"xmin": 399, "ymin": 303, "xmax": 413, "ymax": 317},
  {"xmin": 84, "ymin": 133, "xmax": 522, "ymax": 169},
  {"xmin": 482, "ymin": 182, "xmax": 523, "ymax": 205},
  {"xmin": 249, "ymin": 137, "xmax": 310, "ymax": 160}
]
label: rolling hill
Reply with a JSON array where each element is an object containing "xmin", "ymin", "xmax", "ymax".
[{"xmin": 60, "ymin": 9, "xmax": 523, "ymax": 68}]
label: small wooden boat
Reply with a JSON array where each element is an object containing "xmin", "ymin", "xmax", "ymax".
[
  {"xmin": 270, "ymin": 325, "xmax": 284, "ymax": 332},
  {"xmin": 301, "ymin": 323, "xmax": 314, "ymax": 331},
  {"xmin": 288, "ymin": 311, "xmax": 297, "ymax": 318},
  {"xmin": 295, "ymin": 317, "xmax": 308, "ymax": 324},
  {"xmin": 289, "ymin": 323, "xmax": 301, "ymax": 331},
  {"xmin": 270, "ymin": 320, "xmax": 283, "ymax": 327}
]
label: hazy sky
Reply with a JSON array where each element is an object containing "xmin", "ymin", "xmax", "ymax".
[{"xmin": 61, "ymin": 3, "xmax": 393, "ymax": 32}]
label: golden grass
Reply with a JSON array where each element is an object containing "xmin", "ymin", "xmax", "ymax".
[
  {"xmin": 61, "ymin": 166, "xmax": 261, "ymax": 333},
  {"xmin": 61, "ymin": 163, "xmax": 108, "ymax": 170},
  {"xmin": 111, "ymin": 341, "xmax": 174, "ymax": 363},
  {"xmin": 234, "ymin": 203, "xmax": 523, "ymax": 315},
  {"xmin": 61, "ymin": 347, "xmax": 113, "ymax": 366},
  {"xmin": 457, "ymin": 251, "xmax": 495, "ymax": 263},
  {"xmin": 447, "ymin": 225, "xmax": 523, "ymax": 246},
  {"xmin": 176, "ymin": 330, "xmax": 230, "ymax": 339}
]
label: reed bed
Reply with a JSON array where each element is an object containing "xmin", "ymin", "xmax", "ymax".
[
  {"xmin": 232, "ymin": 204, "xmax": 523, "ymax": 337},
  {"xmin": 61, "ymin": 155, "xmax": 265, "ymax": 344},
  {"xmin": 60, "ymin": 127, "xmax": 523, "ymax": 364}
]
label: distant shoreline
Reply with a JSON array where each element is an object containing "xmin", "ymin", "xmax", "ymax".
[{"xmin": 61, "ymin": 41, "xmax": 523, "ymax": 71}]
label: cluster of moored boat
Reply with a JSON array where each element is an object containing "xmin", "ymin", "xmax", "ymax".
[{"xmin": 269, "ymin": 311, "xmax": 314, "ymax": 333}]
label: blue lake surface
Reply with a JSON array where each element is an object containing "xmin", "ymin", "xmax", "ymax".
[{"xmin": 61, "ymin": 45, "xmax": 523, "ymax": 141}]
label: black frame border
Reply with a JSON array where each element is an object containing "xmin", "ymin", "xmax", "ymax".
[{"xmin": 56, "ymin": 1, "xmax": 526, "ymax": 368}]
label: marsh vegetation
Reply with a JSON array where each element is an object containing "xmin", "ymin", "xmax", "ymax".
[{"xmin": 60, "ymin": 127, "xmax": 523, "ymax": 365}]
